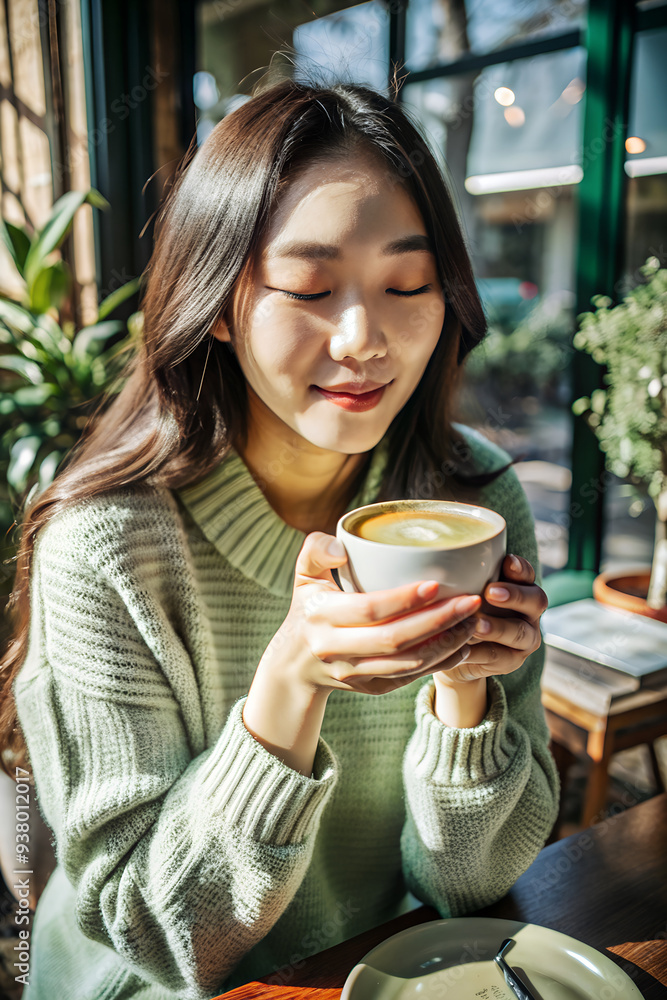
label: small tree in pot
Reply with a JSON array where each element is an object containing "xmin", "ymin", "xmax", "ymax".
[{"xmin": 573, "ymin": 256, "xmax": 667, "ymax": 613}]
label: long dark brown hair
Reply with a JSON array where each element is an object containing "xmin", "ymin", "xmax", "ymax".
[{"xmin": 0, "ymin": 77, "xmax": 504, "ymax": 778}]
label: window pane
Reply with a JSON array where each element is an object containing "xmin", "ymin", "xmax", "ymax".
[
  {"xmin": 195, "ymin": 0, "xmax": 385, "ymax": 143},
  {"xmin": 624, "ymin": 27, "xmax": 667, "ymax": 181},
  {"xmin": 293, "ymin": 2, "xmax": 389, "ymax": 91},
  {"xmin": 601, "ymin": 26, "xmax": 667, "ymax": 575},
  {"xmin": 405, "ymin": 0, "xmax": 587, "ymax": 71},
  {"xmin": 405, "ymin": 57, "xmax": 583, "ymax": 576},
  {"xmin": 466, "ymin": 48, "xmax": 586, "ymax": 183}
]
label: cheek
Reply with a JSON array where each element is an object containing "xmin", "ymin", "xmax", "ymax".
[
  {"xmin": 408, "ymin": 296, "xmax": 446, "ymax": 341},
  {"xmin": 394, "ymin": 297, "xmax": 445, "ymax": 366},
  {"xmin": 242, "ymin": 309, "xmax": 320, "ymax": 379}
]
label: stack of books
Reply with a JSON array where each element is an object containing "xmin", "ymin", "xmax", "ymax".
[{"xmin": 540, "ymin": 598, "xmax": 667, "ymax": 715}]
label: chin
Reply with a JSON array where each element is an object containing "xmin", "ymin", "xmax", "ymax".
[{"xmin": 299, "ymin": 423, "xmax": 389, "ymax": 456}]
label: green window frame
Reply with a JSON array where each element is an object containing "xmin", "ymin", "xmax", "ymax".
[
  {"xmin": 81, "ymin": 0, "xmax": 667, "ymax": 576},
  {"xmin": 388, "ymin": 0, "xmax": 667, "ymax": 574}
]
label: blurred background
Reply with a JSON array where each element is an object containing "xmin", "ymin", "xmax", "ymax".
[
  {"xmin": 2, "ymin": 0, "xmax": 665, "ymax": 594},
  {"xmin": 1, "ymin": 2, "xmax": 667, "ymax": 991}
]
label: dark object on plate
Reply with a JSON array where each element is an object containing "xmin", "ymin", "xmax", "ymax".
[{"xmin": 494, "ymin": 938, "xmax": 538, "ymax": 1000}]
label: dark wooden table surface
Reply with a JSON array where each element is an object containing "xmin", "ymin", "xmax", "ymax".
[{"xmin": 216, "ymin": 793, "xmax": 667, "ymax": 1000}]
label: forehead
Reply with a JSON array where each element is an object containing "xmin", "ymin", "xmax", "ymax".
[{"xmin": 261, "ymin": 150, "xmax": 427, "ymax": 254}]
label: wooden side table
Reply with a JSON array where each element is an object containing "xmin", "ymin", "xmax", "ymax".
[{"xmin": 541, "ymin": 681, "xmax": 667, "ymax": 828}]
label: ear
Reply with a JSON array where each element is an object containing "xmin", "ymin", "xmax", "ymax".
[{"xmin": 211, "ymin": 312, "xmax": 232, "ymax": 343}]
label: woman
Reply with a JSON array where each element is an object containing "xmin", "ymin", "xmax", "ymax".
[{"xmin": 0, "ymin": 78, "xmax": 558, "ymax": 999}]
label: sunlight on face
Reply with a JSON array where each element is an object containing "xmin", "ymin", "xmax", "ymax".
[{"xmin": 216, "ymin": 147, "xmax": 446, "ymax": 457}]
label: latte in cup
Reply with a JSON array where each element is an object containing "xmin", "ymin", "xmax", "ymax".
[
  {"xmin": 348, "ymin": 509, "xmax": 497, "ymax": 548},
  {"xmin": 336, "ymin": 499, "xmax": 507, "ymax": 597}
]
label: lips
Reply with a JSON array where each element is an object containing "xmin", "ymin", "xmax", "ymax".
[
  {"xmin": 313, "ymin": 382, "xmax": 391, "ymax": 411},
  {"xmin": 317, "ymin": 381, "xmax": 389, "ymax": 394}
]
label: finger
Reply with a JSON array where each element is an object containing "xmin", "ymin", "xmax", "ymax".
[
  {"xmin": 308, "ymin": 578, "xmax": 456, "ymax": 627},
  {"xmin": 294, "ymin": 532, "xmax": 350, "ymax": 590},
  {"xmin": 472, "ymin": 613, "xmax": 541, "ymax": 652},
  {"xmin": 462, "ymin": 641, "xmax": 526, "ymax": 675},
  {"xmin": 313, "ymin": 595, "xmax": 481, "ymax": 661},
  {"xmin": 502, "ymin": 553, "xmax": 536, "ymax": 584},
  {"xmin": 483, "ymin": 581, "xmax": 548, "ymax": 617},
  {"xmin": 332, "ymin": 631, "xmax": 476, "ymax": 689}
]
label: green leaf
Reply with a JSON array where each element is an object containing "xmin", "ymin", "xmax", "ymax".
[
  {"xmin": 37, "ymin": 449, "xmax": 62, "ymax": 492},
  {"xmin": 33, "ymin": 313, "xmax": 62, "ymax": 343},
  {"xmin": 29, "ymin": 259, "xmax": 71, "ymax": 314},
  {"xmin": 0, "ymin": 355, "xmax": 43, "ymax": 384},
  {"xmin": 13, "ymin": 384, "xmax": 57, "ymax": 407},
  {"xmin": 29, "ymin": 319, "xmax": 66, "ymax": 360},
  {"xmin": 0, "ymin": 299, "xmax": 35, "ymax": 336},
  {"xmin": 572, "ymin": 396, "xmax": 590, "ymax": 416},
  {"xmin": 8, "ymin": 435, "xmax": 42, "ymax": 490},
  {"xmin": 72, "ymin": 320, "xmax": 125, "ymax": 361},
  {"xmin": 97, "ymin": 276, "xmax": 141, "ymax": 320},
  {"xmin": 591, "ymin": 388, "xmax": 607, "ymax": 414},
  {"xmin": 0, "ymin": 218, "xmax": 31, "ymax": 279},
  {"xmin": 96, "ymin": 330, "xmax": 134, "ymax": 367},
  {"xmin": 23, "ymin": 188, "xmax": 110, "ymax": 291},
  {"xmin": 84, "ymin": 189, "xmax": 110, "ymax": 210}
]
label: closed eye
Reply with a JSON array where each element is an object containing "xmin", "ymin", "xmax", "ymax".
[
  {"xmin": 277, "ymin": 290, "xmax": 331, "ymax": 300},
  {"xmin": 274, "ymin": 284, "xmax": 433, "ymax": 301},
  {"xmin": 388, "ymin": 284, "xmax": 432, "ymax": 296}
]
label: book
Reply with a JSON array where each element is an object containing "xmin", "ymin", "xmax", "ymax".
[
  {"xmin": 541, "ymin": 598, "xmax": 667, "ymax": 687},
  {"xmin": 541, "ymin": 646, "xmax": 640, "ymax": 716}
]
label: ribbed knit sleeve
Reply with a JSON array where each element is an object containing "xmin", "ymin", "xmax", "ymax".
[
  {"xmin": 400, "ymin": 456, "xmax": 560, "ymax": 916},
  {"xmin": 13, "ymin": 492, "xmax": 338, "ymax": 999}
]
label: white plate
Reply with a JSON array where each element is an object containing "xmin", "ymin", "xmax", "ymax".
[{"xmin": 340, "ymin": 917, "xmax": 644, "ymax": 1000}]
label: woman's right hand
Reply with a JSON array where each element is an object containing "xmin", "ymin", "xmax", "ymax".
[{"xmin": 259, "ymin": 531, "xmax": 482, "ymax": 698}]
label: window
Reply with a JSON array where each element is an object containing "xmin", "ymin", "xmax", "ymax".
[
  {"xmin": 195, "ymin": 0, "xmax": 386, "ymax": 144},
  {"xmin": 601, "ymin": 25, "xmax": 667, "ymax": 574},
  {"xmin": 405, "ymin": 0, "xmax": 586, "ymax": 68},
  {"xmin": 403, "ymin": 46, "xmax": 587, "ymax": 576}
]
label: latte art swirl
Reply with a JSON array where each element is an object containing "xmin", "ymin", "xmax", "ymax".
[{"xmin": 351, "ymin": 509, "xmax": 496, "ymax": 548}]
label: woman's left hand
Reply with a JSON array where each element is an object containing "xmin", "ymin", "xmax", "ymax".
[{"xmin": 434, "ymin": 553, "xmax": 548, "ymax": 687}]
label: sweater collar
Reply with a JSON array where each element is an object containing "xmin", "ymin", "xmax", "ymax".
[{"xmin": 176, "ymin": 435, "xmax": 391, "ymax": 597}]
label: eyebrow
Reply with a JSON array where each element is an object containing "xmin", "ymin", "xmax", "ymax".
[{"xmin": 263, "ymin": 233, "xmax": 434, "ymax": 261}]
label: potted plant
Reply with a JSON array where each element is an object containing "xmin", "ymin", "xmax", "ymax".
[
  {"xmin": 573, "ymin": 255, "xmax": 667, "ymax": 622},
  {"xmin": 0, "ymin": 189, "xmax": 142, "ymax": 643}
]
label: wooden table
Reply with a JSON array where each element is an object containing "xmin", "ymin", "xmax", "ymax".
[{"xmin": 214, "ymin": 793, "xmax": 667, "ymax": 1000}]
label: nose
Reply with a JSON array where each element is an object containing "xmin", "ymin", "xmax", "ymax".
[{"xmin": 328, "ymin": 302, "xmax": 387, "ymax": 362}]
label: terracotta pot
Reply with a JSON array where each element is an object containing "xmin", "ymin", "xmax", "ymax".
[{"xmin": 593, "ymin": 567, "xmax": 667, "ymax": 624}]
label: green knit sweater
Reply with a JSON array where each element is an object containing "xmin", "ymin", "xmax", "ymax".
[{"xmin": 13, "ymin": 424, "xmax": 559, "ymax": 1000}]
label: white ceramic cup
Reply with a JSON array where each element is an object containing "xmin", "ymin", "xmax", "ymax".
[{"xmin": 335, "ymin": 499, "xmax": 507, "ymax": 597}]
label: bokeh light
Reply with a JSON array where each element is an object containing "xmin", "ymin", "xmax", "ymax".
[
  {"xmin": 504, "ymin": 106, "xmax": 526, "ymax": 127},
  {"xmin": 625, "ymin": 136, "xmax": 647, "ymax": 154},
  {"xmin": 494, "ymin": 87, "xmax": 515, "ymax": 107}
]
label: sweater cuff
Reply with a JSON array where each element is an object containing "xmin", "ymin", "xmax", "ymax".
[
  {"xmin": 406, "ymin": 676, "xmax": 512, "ymax": 786},
  {"xmin": 198, "ymin": 697, "xmax": 338, "ymax": 846}
]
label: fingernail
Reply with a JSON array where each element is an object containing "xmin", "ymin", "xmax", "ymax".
[
  {"xmin": 475, "ymin": 616, "xmax": 491, "ymax": 634},
  {"xmin": 458, "ymin": 646, "xmax": 471, "ymax": 662},
  {"xmin": 327, "ymin": 538, "xmax": 346, "ymax": 557},
  {"xmin": 417, "ymin": 581, "xmax": 440, "ymax": 598},
  {"xmin": 455, "ymin": 595, "xmax": 481, "ymax": 615},
  {"xmin": 488, "ymin": 586, "xmax": 510, "ymax": 601},
  {"xmin": 509, "ymin": 554, "xmax": 522, "ymax": 572}
]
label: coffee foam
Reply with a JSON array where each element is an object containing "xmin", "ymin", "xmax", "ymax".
[{"xmin": 352, "ymin": 510, "xmax": 495, "ymax": 548}]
